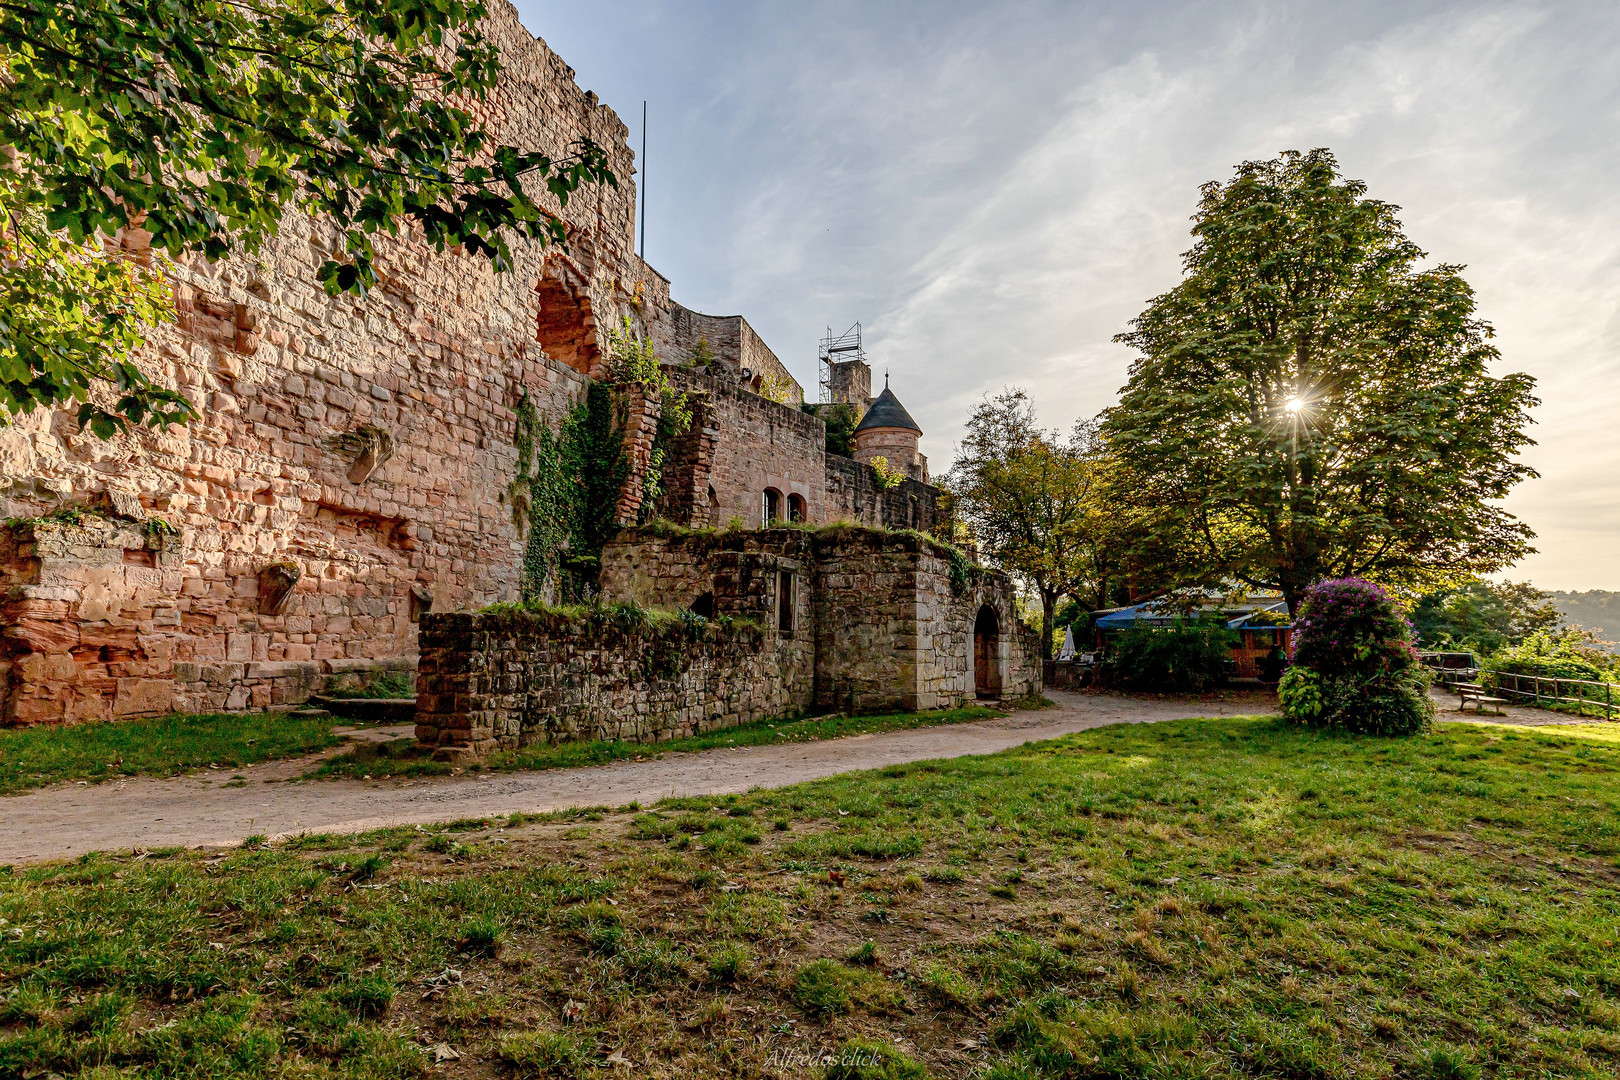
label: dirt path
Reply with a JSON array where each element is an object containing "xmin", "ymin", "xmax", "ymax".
[
  {"xmin": 3, "ymin": 688, "xmax": 1601, "ymax": 864},
  {"xmin": 0, "ymin": 691, "xmax": 1277, "ymax": 863}
]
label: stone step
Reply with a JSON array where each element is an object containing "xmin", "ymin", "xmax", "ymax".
[{"xmin": 311, "ymin": 696, "xmax": 417, "ymax": 725}]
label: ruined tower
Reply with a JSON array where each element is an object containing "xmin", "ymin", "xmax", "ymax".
[{"xmin": 819, "ymin": 324, "xmax": 872, "ymax": 412}]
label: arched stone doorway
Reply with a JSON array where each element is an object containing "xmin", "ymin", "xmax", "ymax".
[{"xmin": 974, "ymin": 604, "xmax": 1001, "ymax": 700}]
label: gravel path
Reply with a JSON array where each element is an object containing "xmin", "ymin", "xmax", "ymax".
[
  {"xmin": 0, "ymin": 691, "xmax": 1275, "ymax": 863},
  {"xmin": 1, "ymin": 687, "xmax": 1602, "ymax": 864}
]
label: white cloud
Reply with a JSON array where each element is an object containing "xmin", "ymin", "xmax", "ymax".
[{"xmin": 524, "ymin": 0, "xmax": 1620, "ymax": 588}]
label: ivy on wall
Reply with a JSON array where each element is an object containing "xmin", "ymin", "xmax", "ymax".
[
  {"xmin": 507, "ymin": 318, "xmax": 694, "ymax": 600},
  {"xmin": 601, "ymin": 315, "xmax": 692, "ymax": 515},
  {"xmin": 507, "ymin": 383, "xmax": 627, "ymax": 603}
]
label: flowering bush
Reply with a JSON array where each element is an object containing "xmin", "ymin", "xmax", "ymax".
[
  {"xmin": 1290, "ymin": 577, "xmax": 1419, "ymax": 678},
  {"xmin": 1283, "ymin": 578, "xmax": 1433, "ymax": 735}
]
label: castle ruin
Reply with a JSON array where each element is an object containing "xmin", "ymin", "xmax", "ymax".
[{"xmin": 0, "ymin": 0, "xmax": 1039, "ymax": 734}]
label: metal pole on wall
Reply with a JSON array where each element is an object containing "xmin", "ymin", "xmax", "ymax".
[{"xmin": 639, "ymin": 101, "xmax": 647, "ymax": 260}]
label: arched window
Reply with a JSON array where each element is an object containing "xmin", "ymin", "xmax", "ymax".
[
  {"xmin": 787, "ymin": 493, "xmax": 807, "ymax": 523},
  {"xmin": 689, "ymin": 592, "xmax": 715, "ymax": 619},
  {"xmin": 762, "ymin": 488, "xmax": 782, "ymax": 524}
]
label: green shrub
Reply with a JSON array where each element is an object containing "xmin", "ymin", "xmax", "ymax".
[
  {"xmin": 1483, "ymin": 627, "xmax": 1611, "ymax": 684},
  {"xmin": 1103, "ymin": 619, "xmax": 1236, "ymax": 692},
  {"xmin": 1283, "ymin": 578, "xmax": 1432, "ymax": 735},
  {"xmin": 1292, "ymin": 577, "xmax": 1419, "ymax": 678}
]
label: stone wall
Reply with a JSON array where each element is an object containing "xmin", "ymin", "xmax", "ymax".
[
  {"xmin": 910, "ymin": 546, "xmax": 1043, "ymax": 709},
  {"xmin": 823, "ymin": 455, "xmax": 945, "ymax": 534},
  {"xmin": 0, "ymin": 3, "xmax": 672, "ymax": 724},
  {"xmin": 852, "ymin": 427, "xmax": 929, "ymax": 484},
  {"xmin": 659, "ymin": 372, "xmax": 827, "ymax": 529},
  {"xmin": 660, "ymin": 305, "xmax": 802, "ymax": 405},
  {"xmin": 809, "ymin": 528, "xmax": 1040, "ymax": 712},
  {"xmin": 414, "ymin": 608, "xmax": 809, "ymax": 758},
  {"xmin": 602, "ymin": 525, "xmax": 1040, "ymax": 715}
]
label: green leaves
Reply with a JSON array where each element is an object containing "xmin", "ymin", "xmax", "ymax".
[
  {"xmin": 0, "ymin": 0, "xmax": 616, "ymax": 428},
  {"xmin": 947, "ymin": 390, "xmax": 1118, "ymax": 655},
  {"xmin": 1106, "ymin": 149, "xmax": 1539, "ymax": 610},
  {"xmin": 0, "ymin": 189, "xmax": 194, "ymax": 434}
]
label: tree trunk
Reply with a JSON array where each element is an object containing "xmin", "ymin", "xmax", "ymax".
[{"xmin": 1041, "ymin": 587, "xmax": 1058, "ymax": 662}]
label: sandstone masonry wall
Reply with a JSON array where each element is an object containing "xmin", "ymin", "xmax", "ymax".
[
  {"xmin": 599, "ymin": 528, "xmax": 816, "ymax": 704},
  {"xmin": 852, "ymin": 427, "xmax": 929, "ymax": 483},
  {"xmin": 604, "ymin": 525, "xmax": 1037, "ymax": 715},
  {"xmin": 661, "ymin": 305, "xmax": 802, "ymax": 405},
  {"xmin": 0, "ymin": 4, "xmax": 674, "ymax": 724},
  {"xmin": 414, "ymin": 609, "xmax": 806, "ymax": 757},
  {"xmin": 812, "ymin": 537, "xmax": 921, "ymax": 713},
  {"xmin": 663, "ymin": 372, "xmax": 826, "ymax": 528},
  {"xmin": 910, "ymin": 549, "xmax": 1042, "ymax": 707},
  {"xmin": 823, "ymin": 455, "xmax": 945, "ymax": 534}
]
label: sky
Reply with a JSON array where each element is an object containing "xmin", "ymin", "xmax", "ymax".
[{"xmin": 518, "ymin": 0, "xmax": 1620, "ymax": 591}]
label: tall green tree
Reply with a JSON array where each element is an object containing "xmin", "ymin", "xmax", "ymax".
[
  {"xmin": 1105, "ymin": 149, "xmax": 1538, "ymax": 614},
  {"xmin": 0, "ymin": 0, "xmax": 615, "ymax": 432},
  {"xmin": 1412, "ymin": 578, "xmax": 1562, "ymax": 654},
  {"xmin": 947, "ymin": 389, "xmax": 1112, "ymax": 659}
]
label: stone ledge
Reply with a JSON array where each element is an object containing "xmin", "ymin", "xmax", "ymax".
[
  {"xmin": 313, "ymin": 696, "xmax": 417, "ymax": 724},
  {"xmin": 324, "ymin": 657, "xmax": 417, "ymax": 674},
  {"xmin": 245, "ymin": 661, "xmax": 320, "ymax": 680}
]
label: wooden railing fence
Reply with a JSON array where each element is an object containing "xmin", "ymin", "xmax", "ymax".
[{"xmin": 1488, "ymin": 671, "xmax": 1620, "ymax": 720}]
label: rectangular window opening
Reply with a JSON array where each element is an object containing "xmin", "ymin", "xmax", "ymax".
[{"xmin": 778, "ymin": 570, "xmax": 795, "ymax": 635}]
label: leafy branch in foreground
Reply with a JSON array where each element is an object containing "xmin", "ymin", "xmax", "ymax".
[
  {"xmin": 0, "ymin": 187, "xmax": 193, "ymax": 435},
  {"xmin": 0, "ymin": 0, "xmax": 617, "ymax": 428}
]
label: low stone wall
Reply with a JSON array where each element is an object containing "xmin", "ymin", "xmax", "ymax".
[
  {"xmin": 414, "ymin": 608, "xmax": 807, "ymax": 758},
  {"xmin": 601, "ymin": 524, "xmax": 1042, "ymax": 714}
]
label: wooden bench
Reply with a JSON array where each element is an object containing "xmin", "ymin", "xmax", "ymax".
[{"xmin": 1455, "ymin": 682, "xmax": 1507, "ymax": 716}]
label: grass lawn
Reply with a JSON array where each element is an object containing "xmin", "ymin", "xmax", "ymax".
[
  {"xmin": 313, "ymin": 704, "xmax": 1012, "ymax": 780},
  {"xmin": 3, "ymin": 717, "xmax": 1618, "ymax": 1078},
  {"xmin": 0, "ymin": 712, "xmax": 343, "ymax": 795}
]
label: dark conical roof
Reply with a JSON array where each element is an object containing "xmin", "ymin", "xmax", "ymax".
[{"xmin": 855, "ymin": 386, "xmax": 922, "ymax": 435}]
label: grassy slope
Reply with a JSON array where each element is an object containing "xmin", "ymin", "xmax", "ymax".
[
  {"xmin": 314, "ymin": 705, "xmax": 1009, "ymax": 780},
  {"xmin": 0, "ymin": 713, "xmax": 342, "ymax": 795},
  {"xmin": 2, "ymin": 718, "xmax": 1618, "ymax": 1078}
]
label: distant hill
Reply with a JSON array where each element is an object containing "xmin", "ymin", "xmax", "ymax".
[{"xmin": 1550, "ymin": 590, "xmax": 1620, "ymax": 649}]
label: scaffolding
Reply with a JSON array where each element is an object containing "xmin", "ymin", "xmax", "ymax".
[{"xmin": 817, "ymin": 323, "xmax": 865, "ymax": 404}]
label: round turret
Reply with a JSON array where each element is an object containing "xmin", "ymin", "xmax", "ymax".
[{"xmin": 852, "ymin": 382, "xmax": 928, "ymax": 484}]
